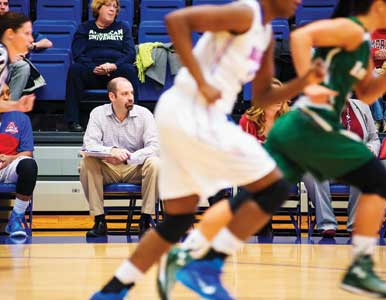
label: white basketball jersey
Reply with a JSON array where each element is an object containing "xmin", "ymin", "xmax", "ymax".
[{"xmin": 174, "ymin": 0, "xmax": 272, "ymax": 114}]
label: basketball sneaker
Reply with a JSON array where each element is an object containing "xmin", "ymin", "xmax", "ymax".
[
  {"xmin": 176, "ymin": 258, "xmax": 234, "ymax": 300},
  {"xmin": 341, "ymin": 254, "xmax": 386, "ymax": 297},
  {"xmin": 90, "ymin": 289, "xmax": 128, "ymax": 300},
  {"xmin": 5, "ymin": 211, "xmax": 27, "ymax": 237},
  {"xmin": 157, "ymin": 246, "xmax": 193, "ymax": 300}
]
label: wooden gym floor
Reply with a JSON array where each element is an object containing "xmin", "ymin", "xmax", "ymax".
[{"xmin": 1, "ymin": 234, "xmax": 386, "ymax": 300}]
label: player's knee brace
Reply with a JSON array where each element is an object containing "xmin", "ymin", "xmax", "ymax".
[
  {"xmin": 16, "ymin": 159, "xmax": 38, "ymax": 196},
  {"xmin": 341, "ymin": 158, "xmax": 386, "ymax": 199},
  {"xmin": 229, "ymin": 179, "xmax": 291, "ymax": 215},
  {"xmin": 251, "ymin": 179, "xmax": 291, "ymax": 214},
  {"xmin": 156, "ymin": 213, "xmax": 196, "ymax": 243},
  {"xmin": 228, "ymin": 188, "xmax": 254, "ymax": 213}
]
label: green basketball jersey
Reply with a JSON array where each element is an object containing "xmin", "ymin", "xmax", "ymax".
[{"xmin": 302, "ymin": 17, "xmax": 370, "ymax": 127}]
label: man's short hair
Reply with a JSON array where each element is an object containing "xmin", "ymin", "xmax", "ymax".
[{"xmin": 91, "ymin": 0, "xmax": 120, "ymax": 19}]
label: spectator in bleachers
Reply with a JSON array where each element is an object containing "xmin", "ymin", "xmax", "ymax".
[
  {"xmin": 0, "ymin": 0, "xmax": 8, "ymax": 15},
  {"xmin": 0, "ymin": 2, "xmax": 51, "ymax": 101},
  {"xmin": 65, "ymin": 0, "xmax": 138, "ymax": 132},
  {"xmin": 239, "ymin": 78, "xmax": 290, "ymax": 237},
  {"xmin": 0, "ymin": 11, "xmax": 35, "ymax": 113},
  {"xmin": 370, "ymin": 29, "xmax": 386, "ymax": 132},
  {"xmin": 303, "ymin": 98, "xmax": 380, "ymax": 238},
  {"xmin": 0, "ymin": 82, "xmax": 38, "ymax": 238},
  {"xmin": 80, "ymin": 77, "xmax": 159, "ymax": 238}
]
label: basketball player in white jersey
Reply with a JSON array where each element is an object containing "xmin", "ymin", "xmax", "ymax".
[{"xmin": 90, "ymin": 1, "xmax": 328, "ymax": 299}]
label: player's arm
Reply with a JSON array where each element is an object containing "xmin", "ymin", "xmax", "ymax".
[
  {"xmin": 0, "ymin": 95, "xmax": 35, "ymax": 113},
  {"xmin": 252, "ymin": 38, "xmax": 326, "ymax": 109},
  {"xmin": 165, "ymin": 3, "xmax": 253, "ymax": 103},
  {"xmin": 354, "ymin": 59, "xmax": 386, "ymax": 104},
  {"xmin": 0, "ymin": 100, "xmax": 19, "ymax": 112},
  {"xmin": 291, "ymin": 18, "xmax": 364, "ymax": 77}
]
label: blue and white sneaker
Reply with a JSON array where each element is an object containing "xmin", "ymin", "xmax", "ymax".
[
  {"xmin": 176, "ymin": 258, "xmax": 234, "ymax": 300},
  {"xmin": 5, "ymin": 211, "xmax": 27, "ymax": 237},
  {"xmin": 157, "ymin": 246, "xmax": 193, "ymax": 300},
  {"xmin": 90, "ymin": 289, "xmax": 128, "ymax": 300}
]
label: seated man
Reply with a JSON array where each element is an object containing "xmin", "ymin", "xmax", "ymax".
[
  {"xmin": 80, "ymin": 77, "xmax": 159, "ymax": 237},
  {"xmin": 65, "ymin": 0, "xmax": 138, "ymax": 132},
  {"xmin": 304, "ymin": 98, "xmax": 381, "ymax": 237},
  {"xmin": 0, "ymin": 0, "xmax": 51, "ymax": 100},
  {"xmin": 0, "ymin": 84, "xmax": 38, "ymax": 237}
]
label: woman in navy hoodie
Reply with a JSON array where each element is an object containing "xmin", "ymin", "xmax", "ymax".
[{"xmin": 65, "ymin": 0, "xmax": 138, "ymax": 132}]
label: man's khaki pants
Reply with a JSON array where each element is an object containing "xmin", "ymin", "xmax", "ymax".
[{"xmin": 80, "ymin": 156, "xmax": 160, "ymax": 216}]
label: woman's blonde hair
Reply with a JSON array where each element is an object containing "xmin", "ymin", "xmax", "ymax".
[
  {"xmin": 91, "ymin": 0, "xmax": 120, "ymax": 19},
  {"xmin": 245, "ymin": 78, "xmax": 290, "ymax": 136}
]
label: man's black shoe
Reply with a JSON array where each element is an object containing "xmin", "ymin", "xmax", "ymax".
[
  {"xmin": 86, "ymin": 220, "xmax": 108, "ymax": 237},
  {"xmin": 68, "ymin": 122, "xmax": 84, "ymax": 132}
]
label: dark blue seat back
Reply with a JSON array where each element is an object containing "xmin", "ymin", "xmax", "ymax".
[
  {"xmin": 33, "ymin": 20, "xmax": 77, "ymax": 51},
  {"xmin": 138, "ymin": 62, "xmax": 175, "ymax": 101},
  {"xmin": 36, "ymin": 0, "xmax": 82, "ymax": 24},
  {"xmin": 192, "ymin": 0, "xmax": 232, "ymax": 5},
  {"xmin": 140, "ymin": 0, "xmax": 185, "ymax": 22},
  {"xmin": 272, "ymin": 18, "xmax": 290, "ymax": 40},
  {"xmin": 9, "ymin": 0, "xmax": 30, "ymax": 15},
  {"xmin": 29, "ymin": 49, "xmax": 71, "ymax": 101},
  {"xmin": 138, "ymin": 21, "xmax": 170, "ymax": 43},
  {"xmin": 295, "ymin": 0, "xmax": 337, "ymax": 27}
]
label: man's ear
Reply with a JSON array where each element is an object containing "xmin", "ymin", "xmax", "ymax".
[{"xmin": 108, "ymin": 91, "xmax": 115, "ymax": 102}]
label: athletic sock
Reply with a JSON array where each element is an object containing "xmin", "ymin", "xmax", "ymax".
[
  {"xmin": 352, "ymin": 235, "xmax": 377, "ymax": 258},
  {"xmin": 13, "ymin": 198, "xmax": 29, "ymax": 214},
  {"xmin": 101, "ymin": 260, "xmax": 143, "ymax": 293},
  {"xmin": 211, "ymin": 228, "xmax": 244, "ymax": 256},
  {"xmin": 181, "ymin": 229, "xmax": 211, "ymax": 259}
]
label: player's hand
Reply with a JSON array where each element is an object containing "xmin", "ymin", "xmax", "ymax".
[
  {"xmin": 16, "ymin": 94, "xmax": 35, "ymax": 112},
  {"xmin": 199, "ymin": 82, "xmax": 221, "ymax": 105},
  {"xmin": 110, "ymin": 148, "xmax": 130, "ymax": 162},
  {"xmin": 0, "ymin": 155, "xmax": 12, "ymax": 170},
  {"xmin": 305, "ymin": 58, "xmax": 326, "ymax": 85},
  {"xmin": 304, "ymin": 84, "xmax": 338, "ymax": 104}
]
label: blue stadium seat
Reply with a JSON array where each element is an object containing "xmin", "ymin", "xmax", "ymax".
[
  {"xmin": 140, "ymin": 0, "xmax": 185, "ymax": 22},
  {"xmin": 138, "ymin": 62, "xmax": 175, "ymax": 101},
  {"xmin": 301, "ymin": 0, "xmax": 337, "ymax": 5},
  {"xmin": 9, "ymin": 0, "xmax": 30, "ymax": 15},
  {"xmin": 36, "ymin": 0, "xmax": 82, "ymax": 24},
  {"xmin": 0, "ymin": 183, "xmax": 33, "ymax": 236},
  {"xmin": 33, "ymin": 20, "xmax": 77, "ymax": 51},
  {"xmin": 29, "ymin": 49, "xmax": 71, "ymax": 101},
  {"xmin": 192, "ymin": 0, "xmax": 232, "ymax": 5},
  {"xmin": 103, "ymin": 183, "xmax": 159, "ymax": 234},
  {"xmin": 295, "ymin": 0, "xmax": 337, "ymax": 27},
  {"xmin": 138, "ymin": 21, "xmax": 170, "ymax": 43},
  {"xmin": 272, "ymin": 18, "xmax": 290, "ymax": 40},
  {"xmin": 88, "ymin": 0, "xmax": 134, "ymax": 27}
]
